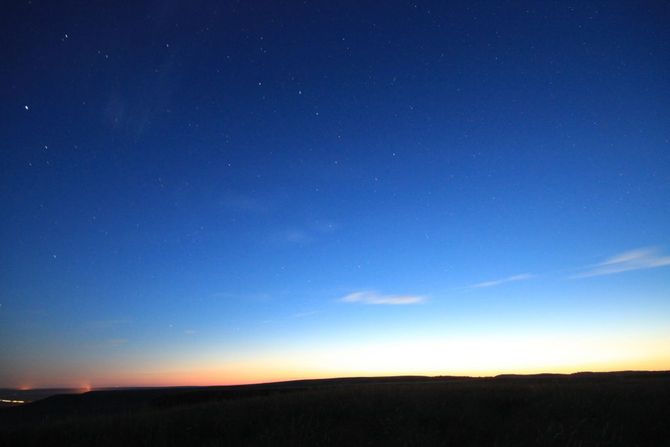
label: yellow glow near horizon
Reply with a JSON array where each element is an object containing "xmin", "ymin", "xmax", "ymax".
[
  {"xmin": 273, "ymin": 334, "xmax": 670, "ymax": 378},
  {"xmin": 12, "ymin": 334, "xmax": 670, "ymax": 388}
]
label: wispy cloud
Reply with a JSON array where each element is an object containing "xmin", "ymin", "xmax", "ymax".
[
  {"xmin": 274, "ymin": 221, "xmax": 340, "ymax": 245},
  {"xmin": 341, "ymin": 291, "xmax": 425, "ymax": 305},
  {"xmin": 469, "ymin": 273, "xmax": 534, "ymax": 288},
  {"xmin": 572, "ymin": 247, "xmax": 670, "ymax": 278}
]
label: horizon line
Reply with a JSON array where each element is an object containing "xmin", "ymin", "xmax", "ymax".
[{"xmin": 5, "ymin": 369, "xmax": 670, "ymax": 391}]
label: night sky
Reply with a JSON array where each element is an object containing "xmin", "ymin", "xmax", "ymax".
[{"xmin": 2, "ymin": 1, "xmax": 669, "ymax": 388}]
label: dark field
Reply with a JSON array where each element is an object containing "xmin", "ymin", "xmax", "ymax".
[{"xmin": 1, "ymin": 372, "xmax": 669, "ymax": 446}]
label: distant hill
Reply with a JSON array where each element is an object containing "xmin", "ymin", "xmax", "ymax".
[{"xmin": 2, "ymin": 371, "xmax": 669, "ymax": 446}]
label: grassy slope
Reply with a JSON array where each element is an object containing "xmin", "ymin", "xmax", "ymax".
[{"xmin": 1, "ymin": 372, "xmax": 669, "ymax": 446}]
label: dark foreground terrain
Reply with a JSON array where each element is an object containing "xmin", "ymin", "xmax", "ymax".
[{"xmin": 1, "ymin": 371, "xmax": 669, "ymax": 446}]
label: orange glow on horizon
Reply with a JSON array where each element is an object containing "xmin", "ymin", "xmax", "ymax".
[
  {"xmin": 12, "ymin": 361, "xmax": 670, "ymax": 390},
  {"xmin": 56, "ymin": 363, "xmax": 670, "ymax": 389},
  {"xmin": 11, "ymin": 333, "xmax": 670, "ymax": 389}
]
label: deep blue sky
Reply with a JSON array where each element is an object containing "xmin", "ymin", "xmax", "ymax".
[{"xmin": 1, "ymin": 1, "xmax": 669, "ymax": 387}]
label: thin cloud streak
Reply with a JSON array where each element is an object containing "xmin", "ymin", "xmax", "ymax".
[
  {"xmin": 341, "ymin": 291, "xmax": 425, "ymax": 305},
  {"xmin": 572, "ymin": 247, "xmax": 670, "ymax": 278},
  {"xmin": 469, "ymin": 273, "xmax": 535, "ymax": 288}
]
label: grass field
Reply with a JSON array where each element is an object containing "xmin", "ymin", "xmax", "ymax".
[{"xmin": 1, "ymin": 372, "xmax": 669, "ymax": 446}]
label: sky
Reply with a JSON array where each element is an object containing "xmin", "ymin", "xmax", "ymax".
[{"xmin": 1, "ymin": 1, "xmax": 669, "ymax": 388}]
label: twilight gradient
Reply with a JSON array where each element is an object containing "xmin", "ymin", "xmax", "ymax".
[{"xmin": 1, "ymin": 1, "xmax": 669, "ymax": 388}]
